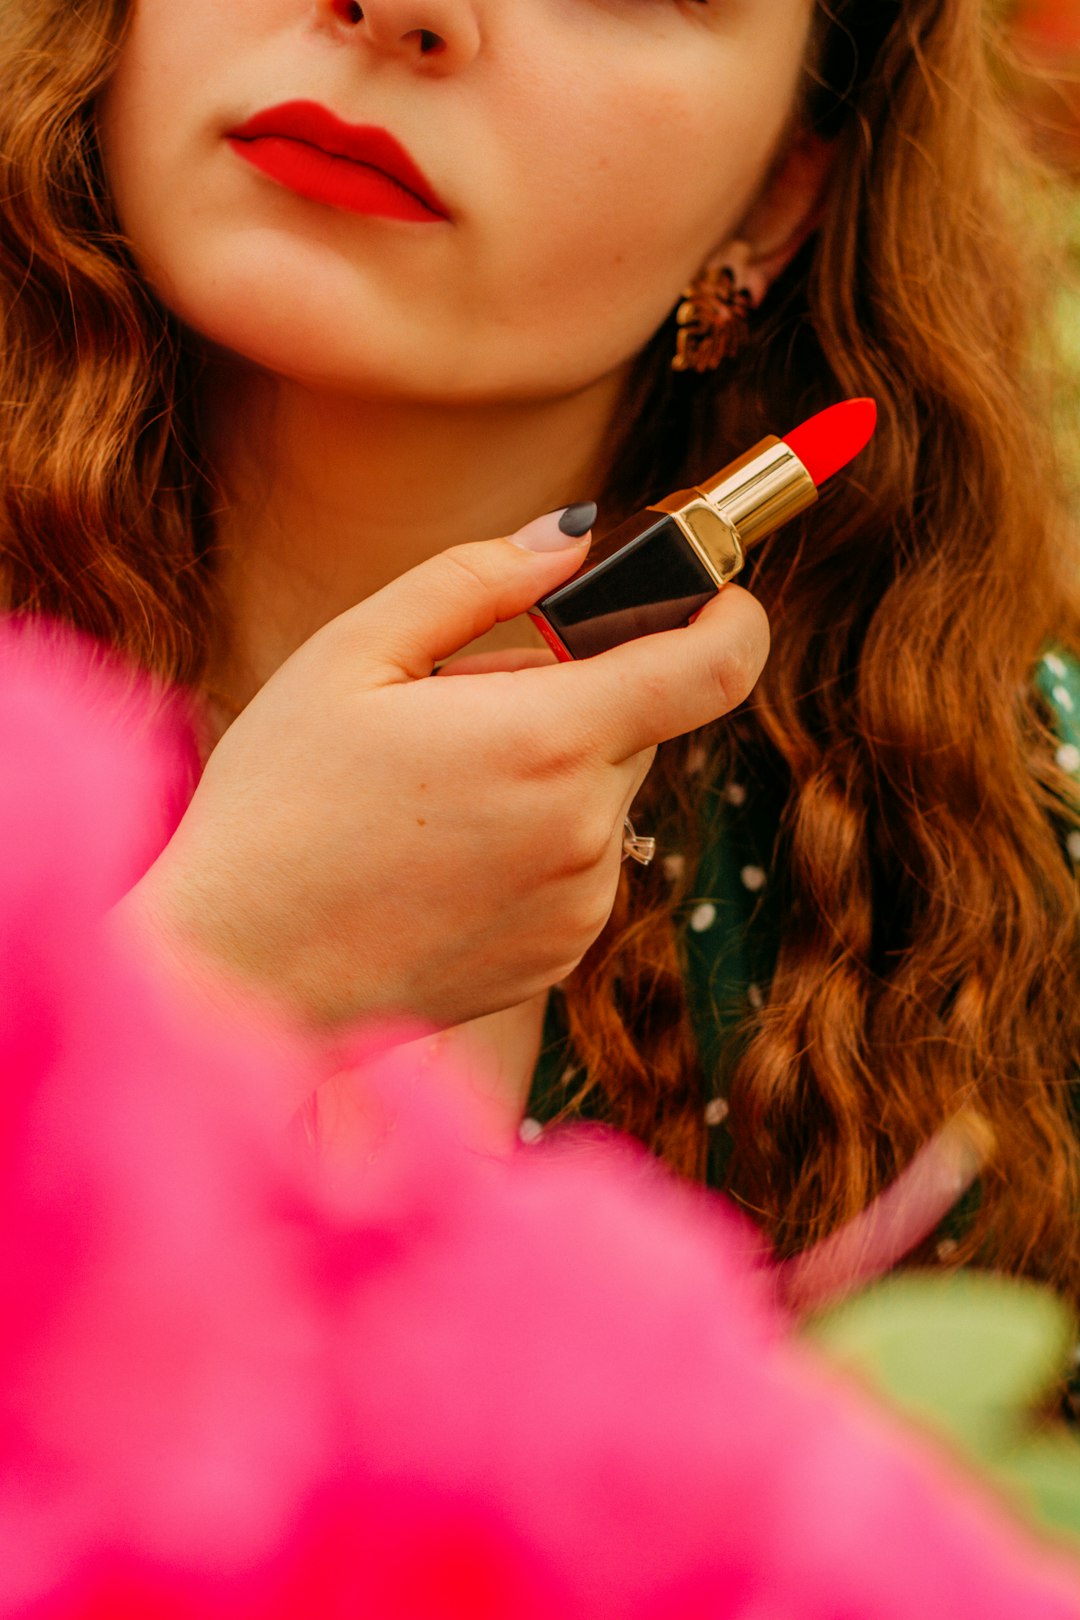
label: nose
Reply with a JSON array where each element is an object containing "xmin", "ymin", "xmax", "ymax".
[{"xmin": 320, "ymin": 0, "xmax": 481, "ymax": 69}]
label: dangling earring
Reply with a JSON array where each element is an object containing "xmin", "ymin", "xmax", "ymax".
[{"xmin": 671, "ymin": 241, "xmax": 760, "ymax": 375}]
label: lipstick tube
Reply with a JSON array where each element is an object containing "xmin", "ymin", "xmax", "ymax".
[{"xmin": 528, "ymin": 399, "xmax": 875, "ymax": 662}]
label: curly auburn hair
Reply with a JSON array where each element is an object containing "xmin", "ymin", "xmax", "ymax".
[{"xmin": 3, "ymin": 1, "xmax": 1080, "ymax": 1295}]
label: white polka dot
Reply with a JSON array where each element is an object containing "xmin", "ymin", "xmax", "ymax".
[
  {"xmin": 518, "ymin": 1117, "xmax": 544, "ymax": 1145},
  {"xmin": 1044, "ymin": 653, "xmax": 1067, "ymax": 678},
  {"xmin": 689, "ymin": 902, "xmax": 717, "ymax": 932},
  {"xmin": 662, "ymin": 853, "xmax": 686, "ymax": 882},
  {"xmin": 1057, "ymin": 744, "xmax": 1080, "ymax": 773},
  {"xmin": 740, "ymin": 865, "xmax": 767, "ymax": 893},
  {"xmin": 1068, "ymin": 831, "xmax": 1080, "ymax": 863},
  {"xmin": 723, "ymin": 781, "xmax": 747, "ymax": 807},
  {"xmin": 704, "ymin": 1097, "xmax": 729, "ymax": 1127},
  {"xmin": 686, "ymin": 743, "xmax": 708, "ymax": 775},
  {"xmin": 1053, "ymin": 684, "xmax": 1075, "ymax": 713},
  {"xmin": 936, "ymin": 1237, "xmax": 958, "ymax": 1261},
  {"xmin": 747, "ymin": 983, "xmax": 764, "ymax": 1010}
]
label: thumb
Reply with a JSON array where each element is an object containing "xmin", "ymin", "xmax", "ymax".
[{"xmin": 337, "ymin": 504, "xmax": 595, "ymax": 679}]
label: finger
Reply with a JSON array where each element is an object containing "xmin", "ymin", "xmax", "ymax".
[
  {"xmin": 332, "ymin": 508, "xmax": 594, "ymax": 681},
  {"xmin": 435, "ymin": 647, "xmax": 558, "ymax": 677},
  {"xmin": 627, "ymin": 743, "xmax": 659, "ymax": 802},
  {"xmin": 619, "ymin": 747, "xmax": 659, "ymax": 837},
  {"xmin": 555, "ymin": 584, "xmax": 770, "ymax": 763},
  {"xmin": 599, "ymin": 751, "xmax": 660, "ymax": 875}
]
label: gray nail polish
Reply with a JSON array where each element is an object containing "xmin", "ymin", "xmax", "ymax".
[{"xmin": 559, "ymin": 502, "xmax": 597, "ymax": 538}]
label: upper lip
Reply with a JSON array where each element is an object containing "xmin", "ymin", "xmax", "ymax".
[{"xmin": 226, "ymin": 100, "xmax": 449, "ymax": 217}]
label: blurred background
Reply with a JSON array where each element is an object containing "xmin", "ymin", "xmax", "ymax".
[
  {"xmin": 1010, "ymin": 0, "xmax": 1080, "ymax": 172},
  {"xmin": 1004, "ymin": 1, "xmax": 1080, "ymax": 424}
]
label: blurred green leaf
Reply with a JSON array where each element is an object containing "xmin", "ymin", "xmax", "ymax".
[
  {"xmin": 804, "ymin": 1272, "xmax": 1080, "ymax": 1548},
  {"xmin": 995, "ymin": 1433, "xmax": 1080, "ymax": 1541},
  {"xmin": 805, "ymin": 1272, "xmax": 1073, "ymax": 1454}
]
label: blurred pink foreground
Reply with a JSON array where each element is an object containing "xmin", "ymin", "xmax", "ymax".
[{"xmin": 2, "ymin": 616, "xmax": 1079, "ymax": 1620}]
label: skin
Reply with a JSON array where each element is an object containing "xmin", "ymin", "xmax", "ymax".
[{"xmin": 98, "ymin": 0, "xmax": 829, "ymax": 1134}]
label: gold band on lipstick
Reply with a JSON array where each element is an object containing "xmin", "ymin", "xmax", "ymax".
[{"xmin": 650, "ymin": 437, "xmax": 818, "ymax": 590}]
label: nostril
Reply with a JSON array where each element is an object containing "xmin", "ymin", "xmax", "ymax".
[{"xmin": 334, "ymin": 2, "xmax": 445, "ymax": 54}]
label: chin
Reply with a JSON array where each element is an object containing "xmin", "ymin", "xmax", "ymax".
[
  {"xmin": 144, "ymin": 236, "xmax": 614, "ymax": 402},
  {"xmin": 151, "ymin": 249, "xmax": 407, "ymax": 386}
]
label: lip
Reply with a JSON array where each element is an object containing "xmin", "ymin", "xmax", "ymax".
[{"xmin": 225, "ymin": 99, "xmax": 450, "ymax": 221}]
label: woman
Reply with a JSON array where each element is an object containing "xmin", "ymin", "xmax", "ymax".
[{"xmin": 2, "ymin": 0, "xmax": 1080, "ymax": 1297}]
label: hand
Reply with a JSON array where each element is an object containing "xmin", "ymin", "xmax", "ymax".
[{"xmin": 113, "ymin": 509, "xmax": 769, "ymax": 1033}]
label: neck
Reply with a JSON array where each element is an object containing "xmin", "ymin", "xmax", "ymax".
[{"xmin": 199, "ymin": 355, "xmax": 631, "ymax": 714}]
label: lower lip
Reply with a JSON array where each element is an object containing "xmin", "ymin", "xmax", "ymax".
[{"xmin": 225, "ymin": 135, "xmax": 446, "ymax": 223}]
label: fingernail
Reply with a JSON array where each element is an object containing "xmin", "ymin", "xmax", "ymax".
[{"xmin": 510, "ymin": 502, "xmax": 596, "ymax": 552}]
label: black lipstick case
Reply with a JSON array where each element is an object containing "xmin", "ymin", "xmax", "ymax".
[{"xmin": 528, "ymin": 509, "xmax": 721, "ymax": 663}]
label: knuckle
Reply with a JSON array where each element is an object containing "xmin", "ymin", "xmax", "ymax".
[
  {"xmin": 746, "ymin": 610, "xmax": 772, "ymax": 674},
  {"xmin": 514, "ymin": 730, "xmax": 568, "ymax": 783},
  {"xmin": 697, "ymin": 587, "xmax": 771, "ymax": 713},
  {"xmin": 635, "ymin": 669, "xmax": 667, "ymax": 714},
  {"xmin": 440, "ymin": 544, "xmax": 495, "ymax": 596},
  {"xmin": 559, "ymin": 814, "xmax": 617, "ymax": 876},
  {"xmin": 634, "ymin": 743, "xmax": 659, "ymax": 784},
  {"xmin": 568, "ymin": 879, "xmax": 618, "ymax": 945},
  {"xmin": 708, "ymin": 635, "xmax": 762, "ymax": 713},
  {"xmin": 515, "ymin": 722, "xmax": 582, "ymax": 782}
]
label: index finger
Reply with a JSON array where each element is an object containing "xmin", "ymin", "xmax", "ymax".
[{"xmin": 551, "ymin": 583, "xmax": 770, "ymax": 763}]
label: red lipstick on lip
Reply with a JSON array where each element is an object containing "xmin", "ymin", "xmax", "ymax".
[
  {"xmin": 528, "ymin": 398, "xmax": 878, "ymax": 661},
  {"xmin": 225, "ymin": 99, "xmax": 449, "ymax": 222}
]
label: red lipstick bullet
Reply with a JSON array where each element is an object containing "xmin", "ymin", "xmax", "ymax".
[{"xmin": 528, "ymin": 399, "xmax": 877, "ymax": 661}]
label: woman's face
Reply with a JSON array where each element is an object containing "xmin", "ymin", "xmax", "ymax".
[{"xmin": 98, "ymin": 0, "xmax": 815, "ymax": 401}]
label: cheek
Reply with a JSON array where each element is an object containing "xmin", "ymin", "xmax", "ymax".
[
  {"xmin": 97, "ymin": 0, "xmax": 285, "ymax": 223},
  {"xmin": 448, "ymin": 63, "xmax": 792, "ymax": 365}
]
